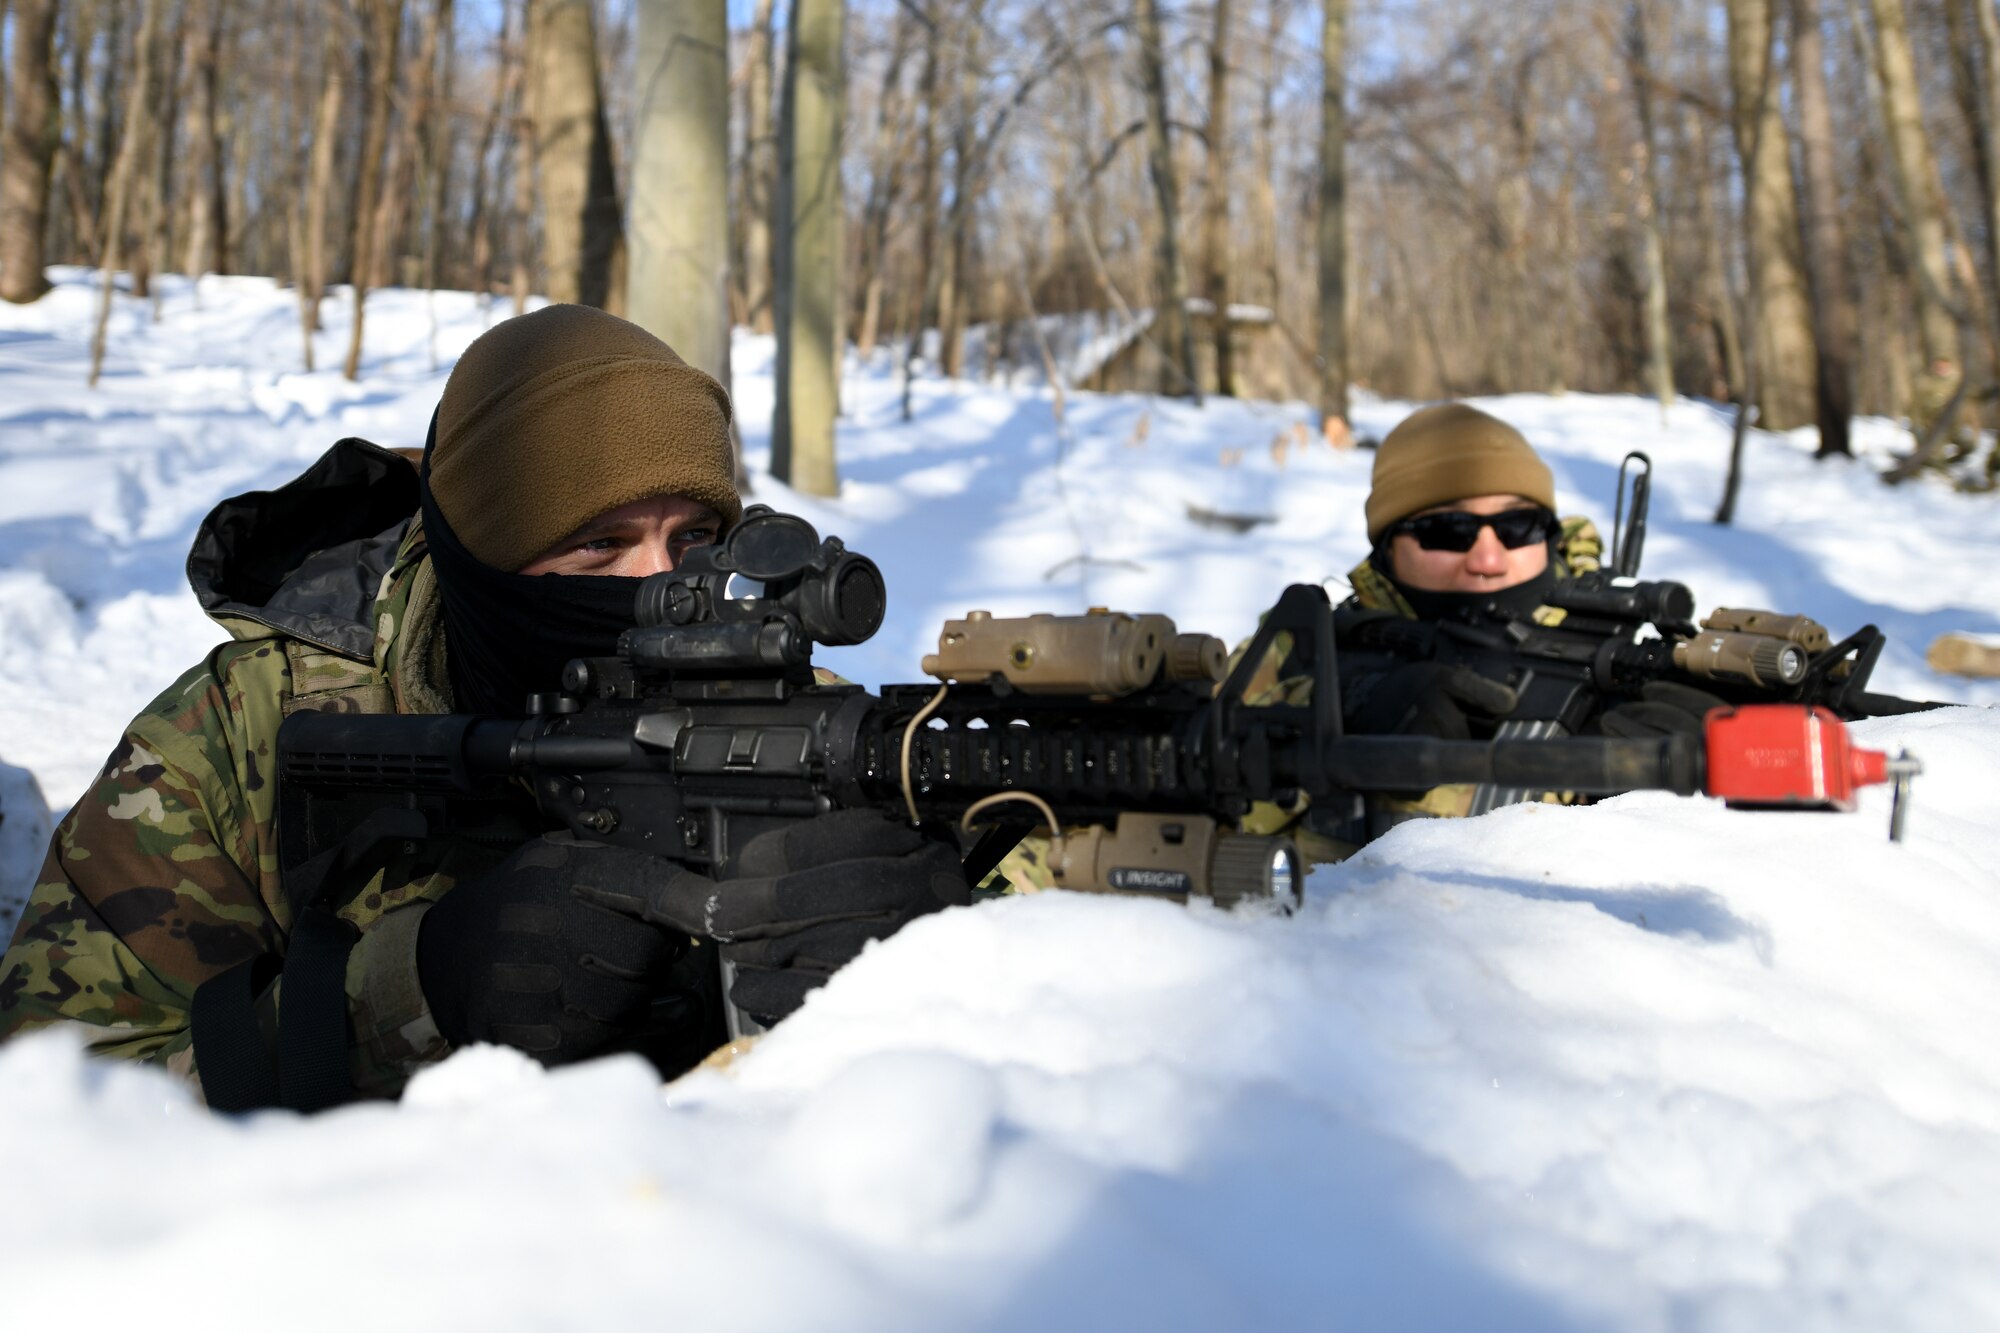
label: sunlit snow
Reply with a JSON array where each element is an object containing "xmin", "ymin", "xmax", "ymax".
[{"xmin": 1, "ymin": 270, "xmax": 1996, "ymax": 1331}]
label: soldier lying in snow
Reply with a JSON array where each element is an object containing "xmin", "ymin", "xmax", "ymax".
[{"xmin": 0, "ymin": 306, "xmax": 968, "ymax": 1106}]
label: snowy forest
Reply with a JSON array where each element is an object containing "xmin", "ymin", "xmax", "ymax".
[
  {"xmin": 4, "ymin": 0, "xmax": 2000, "ymax": 472},
  {"xmin": 2, "ymin": 2, "xmax": 1999, "ymax": 1330}
]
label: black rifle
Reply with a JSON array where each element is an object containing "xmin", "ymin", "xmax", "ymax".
[
  {"xmin": 274, "ymin": 508, "xmax": 1873, "ymax": 1061},
  {"xmin": 1336, "ymin": 452, "xmax": 1938, "ymax": 813}
]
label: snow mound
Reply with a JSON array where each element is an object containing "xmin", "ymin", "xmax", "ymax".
[
  {"xmin": 2, "ymin": 707, "xmax": 1996, "ymax": 1331},
  {"xmin": 4, "ymin": 270, "xmax": 2000, "ymax": 1329}
]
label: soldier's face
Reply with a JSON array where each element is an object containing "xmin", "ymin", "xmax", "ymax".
[
  {"xmin": 1388, "ymin": 494, "xmax": 1551, "ymax": 594},
  {"xmin": 517, "ymin": 494, "xmax": 722, "ymax": 577}
]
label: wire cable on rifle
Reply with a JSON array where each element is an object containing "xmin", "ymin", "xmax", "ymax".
[
  {"xmin": 958, "ymin": 792, "xmax": 1067, "ymax": 888},
  {"xmin": 900, "ymin": 683, "xmax": 952, "ymax": 824}
]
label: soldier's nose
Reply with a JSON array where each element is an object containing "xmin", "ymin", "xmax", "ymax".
[
  {"xmin": 1464, "ymin": 529, "xmax": 1510, "ymax": 574},
  {"xmin": 629, "ymin": 535, "xmax": 678, "ymax": 577}
]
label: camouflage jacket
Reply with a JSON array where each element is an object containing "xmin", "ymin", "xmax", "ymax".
[{"xmin": 0, "ymin": 439, "xmax": 486, "ymax": 1100}]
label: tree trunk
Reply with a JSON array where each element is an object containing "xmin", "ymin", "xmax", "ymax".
[
  {"xmin": 1944, "ymin": 0, "xmax": 2000, "ymax": 382},
  {"xmin": 1, "ymin": 0, "xmax": 59, "ymax": 303},
  {"xmin": 376, "ymin": 0, "xmax": 448, "ymax": 291},
  {"xmin": 136, "ymin": 0, "xmax": 187, "ymax": 303},
  {"xmin": 345, "ymin": 0, "xmax": 404, "ymax": 382},
  {"xmin": 1790, "ymin": 0, "xmax": 1857, "ymax": 457},
  {"xmin": 628, "ymin": 0, "xmax": 732, "ymax": 386},
  {"xmin": 531, "ymin": 0, "xmax": 623, "ymax": 309},
  {"xmin": 88, "ymin": 0, "xmax": 164, "ymax": 386},
  {"xmin": 938, "ymin": 0, "xmax": 983, "ymax": 381},
  {"xmin": 463, "ymin": 13, "xmax": 513, "ymax": 298},
  {"xmin": 771, "ymin": 0, "xmax": 843, "ymax": 496},
  {"xmin": 1135, "ymin": 0, "xmax": 1200, "ymax": 400},
  {"xmin": 423, "ymin": 0, "xmax": 456, "ymax": 295},
  {"xmin": 1866, "ymin": 0, "xmax": 1960, "ymax": 382},
  {"xmin": 1966, "ymin": 0, "xmax": 2000, "ymax": 381},
  {"xmin": 743, "ymin": 0, "xmax": 776, "ymax": 333},
  {"xmin": 509, "ymin": 0, "xmax": 536, "ymax": 316},
  {"xmin": 854, "ymin": 11, "xmax": 912, "ymax": 360},
  {"xmin": 900, "ymin": 22, "xmax": 940, "ymax": 422},
  {"xmin": 283, "ymin": 4, "xmax": 313, "ymax": 363},
  {"xmin": 303, "ymin": 33, "xmax": 344, "ymax": 343},
  {"xmin": 1626, "ymin": 1, "xmax": 1674, "ymax": 415},
  {"xmin": 1317, "ymin": 0, "xmax": 1349, "ymax": 426},
  {"xmin": 1684, "ymin": 106, "xmax": 1746, "ymax": 403},
  {"xmin": 1254, "ymin": 0, "xmax": 1283, "ymax": 310},
  {"xmin": 180, "ymin": 0, "xmax": 227, "ymax": 278},
  {"xmin": 1202, "ymin": 0, "xmax": 1234, "ymax": 396},
  {"xmin": 1723, "ymin": 0, "xmax": 1819, "ymax": 429},
  {"xmin": 89, "ymin": 1, "xmax": 123, "ymax": 231}
]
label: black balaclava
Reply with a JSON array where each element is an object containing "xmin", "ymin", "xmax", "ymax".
[
  {"xmin": 1379, "ymin": 543, "xmax": 1562, "ymax": 625},
  {"xmin": 419, "ymin": 417, "xmax": 644, "ymax": 716}
]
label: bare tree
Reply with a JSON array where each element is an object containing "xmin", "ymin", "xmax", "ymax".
[
  {"xmin": 1865, "ymin": 0, "xmax": 1959, "ymax": 386},
  {"xmin": 936, "ymin": 0, "xmax": 985, "ymax": 380},
  {"xmin": 87, "ymin": 0, "xmax": 165, "ymax": 386},
  {"xmin": 628, "ymin": 0, "xmax": 731, "ymax": 385},
  {"xmin": 1, "ymin": 0, "xmax": 60, "ymax": 303},
  {"xmin": 1202, "ymin": 0, "xmax": 1235, "ymax": 396},
  {"xmin": 530, "ymin": 0, "xmax": 623, "ymax": 308},
  {"xmin": 1625, "ymin": 1, "xmax": 1674, "ymax": 416},
  {"xmin": 180, "ymin": 0, "xmax": 228, "ymax": 279},
  {"xmin": 300, "ymin": 17, "xmax": 345, "ymax": 358},
  {"xmin": 742, "ymin": 0, "xmax": 777, "ymax": 333},
  {"xmin": 344, "ymin": 0, "xmax": 404, "ymax": 381},
  {"xmin": 1723, "ymin": 0, "xmax": 1819, "ymax": 430},
  {"xmin": 1954, "ymin": 0, "xmax": 2000, "ymax": 379},
  {"xmin": 373, "ymin": 0, "xmax": 450, "ymax": 291},
  {"xmin": 508, "ymin": 0, "xmax": 536, "ymax": 315},
  {"xmin": 900, "ymin": 8, "xmax": 941, "ymax": 422},
  {"xmin": 1790, "ymin": 0, "xmax": 1856, "ymax": 457},
  {"xmin": 1318, "ymin": 0, "xmax": 1348, "ymax": 428},
  {"xmin": 1135, "ymin": 0, "xmax": 1199, "ymax": 400},
  {"xmin": 854, "ymin": 10, "xmax": 914, "ymax": 360},
  {"xmin": 771, "ymin": 0, "xmax": 843, "ymax": 496}
]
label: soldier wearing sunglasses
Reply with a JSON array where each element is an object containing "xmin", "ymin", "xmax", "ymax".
[{"xmin": 1220, "ymin": 402, "xmax": 1724, "ymax": 856}]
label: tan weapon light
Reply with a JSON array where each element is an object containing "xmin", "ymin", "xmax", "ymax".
[
  {"xmin": 1673, "ymin": 631, "xmax": 1808, "ymax": 688},
  {"xmin": 1040, "ymin": 814, "xmax": 1302, "ymax": 910},
  {"xmin": 924, "ymin": 610, "xmax": 1226, "ymax": 695}
]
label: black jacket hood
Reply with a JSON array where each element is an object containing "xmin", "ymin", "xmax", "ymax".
[{"xmin": 187, "ymin": 438, "xmax": 421, "ymax": 659}]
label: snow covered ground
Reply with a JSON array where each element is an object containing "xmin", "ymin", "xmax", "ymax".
[{"xmin": 2, "ymin": 270, "xmax": 1997, "ymax": 1330}]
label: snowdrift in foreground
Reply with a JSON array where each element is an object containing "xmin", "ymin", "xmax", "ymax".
[
  {"xmin": 4, "ymin": 706, "xmax": 1996, "ymax": 1332},
  {"xmin": 4, "ymin": 271, "xmax": 1999, "ymax": 1330}
]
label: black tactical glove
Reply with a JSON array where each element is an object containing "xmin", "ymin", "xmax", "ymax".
[
  {"xmin": 1347, "ymin": 662, "xmax": 1520, "ymax": 739},
  {"xmin": 1596, "ymin": 680, "xmax": 1728, "ymax": 739},
  {"xmin": 417, "ymin": 837, "xmax": 691, "ymax": 1064},
  {"xmin": 577, "ymin": 809, "xmax": 971, "ymax": 1028}
]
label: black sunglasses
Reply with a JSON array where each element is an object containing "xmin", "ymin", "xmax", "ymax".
[{"xmin": 1387, "ymin": 507, "xmax": 1557, "ymax": 552}]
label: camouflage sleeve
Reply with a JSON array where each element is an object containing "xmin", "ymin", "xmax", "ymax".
[
  {"xmin": 0, "ymin": 666, "xmax": 281, "ymax": 1075},
  {"xmin": 0, "ymin": 647, "xmax": 457, "ymax": 1101}
]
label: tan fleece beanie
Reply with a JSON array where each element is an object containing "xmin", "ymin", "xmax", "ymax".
[
  {"xmin": 1364, "ymin": 403, "xmax": 1556, "ymax": 541},
  {"xmin": 429, "ymin": 304, "xmax": 743, "ymax": 571}
]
